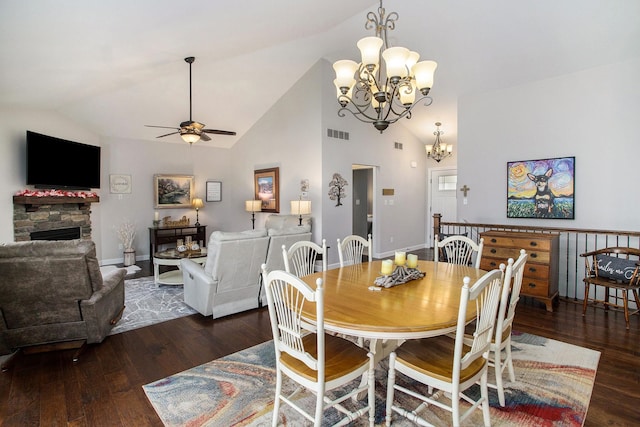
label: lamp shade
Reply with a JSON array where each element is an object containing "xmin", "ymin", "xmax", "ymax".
[
  {"xmin": 413, "ymin": 60, "xmax": 438, "ymax": 92},
  {"xmin": 382, "ymin": 46, "xmax": 410, "ymax": 79},
  {"xmin": 290, "ymin": 200, "xmax": 311, "ymax": 215},
  {"xmin": 192, "ymin": 198, "xmax": 204, "ymax": 209},
  {"xmin": 181, "ymin": 133, "xmax": 200, "ymax": 144},
  {"xmin": 333, "ymin": 60, "xmax": 358, "ymax": 90},
  {"xmin": 357, "ymin": 36, "xmax": 383, "ymax": 69},
  {"xmin": 245, "ymin": 200, "xmax": 262, "ymax": 212}
]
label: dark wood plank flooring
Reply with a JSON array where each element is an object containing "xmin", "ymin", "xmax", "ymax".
[{"xmin": 1, "ymin": 255, "xmax": 639, "ymax": 426}]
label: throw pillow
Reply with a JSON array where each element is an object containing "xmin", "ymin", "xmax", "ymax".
[{"xmin": 595, "ymin": 254, "xmax": 638, "ymax": 283}]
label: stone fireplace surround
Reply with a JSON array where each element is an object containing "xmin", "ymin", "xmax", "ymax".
[{"xmin": 13, "ymin": 196, "xmax": 99, "ymax": 242}]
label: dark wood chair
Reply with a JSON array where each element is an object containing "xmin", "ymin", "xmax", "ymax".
[{"xmin": 580, "ymin": 247, "xmax": 640, "ymax": 329}]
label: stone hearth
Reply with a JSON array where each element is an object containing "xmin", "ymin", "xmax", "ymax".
[{"xmin": 13, "ymin": 196, "xmax": 99, "ymax": 241}]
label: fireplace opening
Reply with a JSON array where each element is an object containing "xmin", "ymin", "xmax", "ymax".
[{"xmin": 30, "ymin": 227, "xmax": 81, "ymax": 241}]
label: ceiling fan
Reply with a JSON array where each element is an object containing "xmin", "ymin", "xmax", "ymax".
[{"xmin": 145, "ymin": 56, "xmax": 236, "ymax": 144}]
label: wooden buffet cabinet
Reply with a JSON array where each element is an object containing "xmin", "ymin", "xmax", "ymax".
[{"xmin": 480, "ymin": 230, "xmax": 559, "ymax": 312}]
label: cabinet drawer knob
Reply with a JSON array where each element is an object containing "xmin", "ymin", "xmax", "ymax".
[
  {"xmin": 531, "ymin": 253, "xmax": 538, "ymax": 258},
  {"xmin": 530, "ymin": 241, "xmax": 538, "ymax": 247},
  {"xmin": 490, "ymin": 248, "xmax": 497, "ymax": 254},
  {"xmin": 528, "ymin": 283, "xmax": 537, "ymax": 288},
  {"xmin": 491, "ymin": 238, "xmax": 497, "ymax": 243},
  {"xmin": 528, "ymin": 267, "xmax": 537, "ymax": 272},
  {"xmin": 489, "ymin": 261, "xmax": 497, "ymax": 267}
]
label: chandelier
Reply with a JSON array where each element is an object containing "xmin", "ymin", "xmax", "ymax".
[
  {"xmin": 332, "ymin": 0, "xmax": 438, "ymax": 133},
  {"xmin": 425, "ymin": 122, "xmax": 452, "ymax": 162}
]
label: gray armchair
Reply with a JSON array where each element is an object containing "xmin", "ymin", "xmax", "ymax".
[{"xmin": 0, "ymin": 239, "xmax": 125, "ymax": 357}]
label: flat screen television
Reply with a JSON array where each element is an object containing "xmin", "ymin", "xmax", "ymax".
[{"xmin": 26, "ymin": 130, "xmax": 101, "ymax": 190}]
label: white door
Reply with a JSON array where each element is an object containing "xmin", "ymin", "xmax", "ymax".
[{"xmin": 428, "ymin": 168, "xmax": 457, "ymax": 246}]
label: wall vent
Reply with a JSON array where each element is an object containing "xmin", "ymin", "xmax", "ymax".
[
  {"xmin": 394, "ymin": 142, "xmax": 403, "ymax": 150},
  {"xmin": 327, "ymin": 128, "xmax": 350, "ymax": 140}
]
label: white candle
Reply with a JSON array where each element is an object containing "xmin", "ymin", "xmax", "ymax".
[
  {"xmin": 154, "ymin": 211, "xmax": 159, "ymax": 221},
  {"xmin": 381, "ymin": 259, "xmax": 394, "ymax": 275},
  {"xmin": 395, "ymin": 251, "xmax": 406, "ymax": 266},
  {"xmin": 407, "ymin": 254, "xmax": 418, "ymax": 269}
]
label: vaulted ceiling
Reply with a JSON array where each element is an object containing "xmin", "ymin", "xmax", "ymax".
[{"xmin": 1, "ymin": 0, "xmax": 638, "ymax": 148}]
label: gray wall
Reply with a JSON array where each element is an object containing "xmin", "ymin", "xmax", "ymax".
[{"xmin": 457, "ymin": 58, "xmax": 640, "ymax": 231}]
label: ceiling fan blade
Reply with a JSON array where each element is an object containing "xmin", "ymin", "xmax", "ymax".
[
  {"xmin": 145, "ymin": 125, "xmax": 180, "ymax": 130},
  {"xmin": 199, "ymin": 133, "xmax": 211, "ymax": 141},
  {"xmin": 203, "ymin": 129, "xmax": 237, "ymax": 136},
  {"xmin": 156, "ymin": 131, "xmax": 180, "ymax": 138}
]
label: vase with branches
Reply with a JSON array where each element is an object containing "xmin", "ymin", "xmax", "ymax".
[{"xmin": 115, "ymin": 220, "xmax": 136, "ymax": 266}]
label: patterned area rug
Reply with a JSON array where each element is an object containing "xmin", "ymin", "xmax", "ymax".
[
  {"xmin": 143, "ymin": 332, "xmax": 600, "ymax": 426},
  {"xmin": 109, "ymin": 275, "xmax": 197, "ymax": 335}
]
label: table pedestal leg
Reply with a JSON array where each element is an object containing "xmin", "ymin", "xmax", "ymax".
[{"xmin": 354, "ymin": 338, "xmax": 404, "ymax": 401}]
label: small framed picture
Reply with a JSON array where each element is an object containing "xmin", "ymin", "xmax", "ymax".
[
  {"xmin": 154, "ymin": 174, "xmax": 194, "ymax": 208},
  {"xmin": 254, "ymin": 167, "xmax": 280, "ymax": 213},
  {"xmin": 109, "ymin": 174, "xmax": 132, "ymax": 194},
  {"xmin": 206, "ymin": 181, "xmax": 222, "ymax": 202}
]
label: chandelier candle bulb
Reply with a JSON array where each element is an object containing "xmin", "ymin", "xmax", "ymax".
[
  {"xmin": 407, "ymin": 254, "xmax": 418, "ymax": 269},
  {"xmin": 381, "ymin": 259, "xmax": 394, "ymax": 275},
  {"xmin": 395, "ymin": 251, "xmax": 406, "ymax": 266}
]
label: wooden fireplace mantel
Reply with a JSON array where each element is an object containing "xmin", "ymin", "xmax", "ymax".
[{"xmin": 13, "ymin": 196, "xmax": 100, "ymax": 212}]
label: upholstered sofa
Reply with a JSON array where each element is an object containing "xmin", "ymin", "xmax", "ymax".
[
  {"xmin": 0, "ymin": 239, "xmax": 126, "ymax": 356},
  {"xmin": 263, "ymin": 214, "xmax": 312, "ymax": 273},
  {"xmin": 181, "ymin": 214, "xmax": 311, "ymax": 318}
]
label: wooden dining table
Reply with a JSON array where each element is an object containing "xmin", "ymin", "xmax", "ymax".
[{"xmin": 299, "ymin": 260, "xmax": 488, "ymax": 362}]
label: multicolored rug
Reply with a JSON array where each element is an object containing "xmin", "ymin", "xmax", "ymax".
[{"xmin": 143, "ymin": 332, "xmax": 599, "ymax": 426}]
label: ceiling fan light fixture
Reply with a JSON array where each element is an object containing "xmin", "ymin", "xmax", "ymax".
[{"xmin": 181, "ymin": 132, "xmax": 200, "ymax": 144}]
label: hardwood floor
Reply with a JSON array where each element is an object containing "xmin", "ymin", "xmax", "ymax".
[{"xmin": 1, "ymin": 257, "xmax": 639, "ymax": 426}]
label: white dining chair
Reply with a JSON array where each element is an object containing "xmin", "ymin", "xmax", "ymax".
[
  {"xmin": 435, "ymin": 234, "xmax": 485, "ymax": 269},
  {"xmin": 261, "ymin": 266, "xmax": 375, "ymax": 427},
  {"xmin": 385, "ymin": 268, "xmax": 503, "ymax": 427},
  {"xmin": 337, "ymin": 233, "xmax": 372, "ymax": 267},
  {"xmin": 282, "ymin": 239, "xmax": 327, "ymax": 277},
  {"xmin": 489, "ymin": 249, "xmax": 528, "ymax": 406}
]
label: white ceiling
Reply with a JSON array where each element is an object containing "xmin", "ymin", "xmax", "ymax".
[{"xmin": 1, "ymin": 0, "xmax": 638, "ymax": 148}]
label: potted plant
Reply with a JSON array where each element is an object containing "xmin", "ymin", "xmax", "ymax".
[{"xmin": 115, "ymin": 220, "xmax": 136, "ymax": 266}]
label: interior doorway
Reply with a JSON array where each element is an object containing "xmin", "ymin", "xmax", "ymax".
[
  {"xmin": 352, "ymin": 165, "xmax": 375, "ymax": 242},
  {"xmin": 428, "ymin": 167, "xmax": 457, "ymax": 247}
]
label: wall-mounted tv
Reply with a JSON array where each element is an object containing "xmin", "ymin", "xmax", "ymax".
[{"xmin": 26, "ymin": 130, "xmax": 101, "ymax": 190}]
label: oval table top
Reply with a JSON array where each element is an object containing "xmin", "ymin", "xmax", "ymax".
[{"xmin": 300, "ymin": 260, "xmax": 487, "ymax": 340}]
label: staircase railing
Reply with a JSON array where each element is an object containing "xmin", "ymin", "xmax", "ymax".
[{"xmin": 432, "ymin": 214, "xmax": 640, "ymax": 309}]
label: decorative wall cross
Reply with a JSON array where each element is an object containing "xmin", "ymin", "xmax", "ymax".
[{"xmin": 460, "ymin": 185, "xmax": 470, "ymax": 197}]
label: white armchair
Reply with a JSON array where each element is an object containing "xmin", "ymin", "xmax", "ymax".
[
  {"xmin": 181, "ymin": 229, "xmax": 270, "ymax": 318},
  {"xmin": 263, "ymin": 214, "xmax": 312, "ymax": 274}
]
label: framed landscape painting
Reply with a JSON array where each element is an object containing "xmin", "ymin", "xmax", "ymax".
[
  {"xmin": 254, "ymin": 167, "xmax": 279, "ymax": 213},
  {"xmin": 154, "ymin": 174, "xmax": 194, "ymax": 208},
  {"xmin": 507, "ymin": 156, "xmax": 575, "ymax": 219}
]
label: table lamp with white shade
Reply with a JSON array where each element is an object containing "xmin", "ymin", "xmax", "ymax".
[
  {"xmin": 245, "ymin": 200, "xmax": 262, "ymax": 229},
  {"xmin": 192, "ymin": 198, "xmax": 204, "ymax": 226},
  {"xmin": 290, "ymin": 198, "xmax": 311, "ymax": 226}
]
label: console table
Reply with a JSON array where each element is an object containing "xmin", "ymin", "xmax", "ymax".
[{"xmin": 149, "ymin": 225, "xmax": 207, "ymax": 272}]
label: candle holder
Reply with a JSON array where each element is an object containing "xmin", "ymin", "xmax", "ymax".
[{"xmin": 152, "ymin": 220, "xmax": 160, "ymax": 228}]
